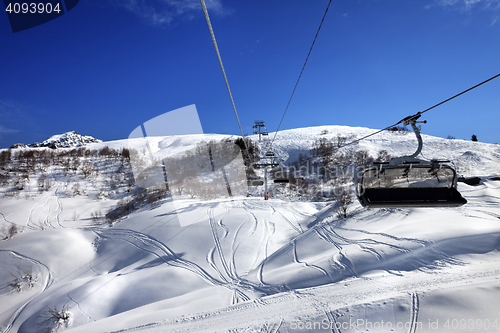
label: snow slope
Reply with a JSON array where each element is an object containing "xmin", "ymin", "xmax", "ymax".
[
  {"xmin": 1, "ymin": 125, "xmax": 499, "ymax": 333},
  {"xmin": 100, "ymin": 125, "xmax": 500, "ymax": 177}
]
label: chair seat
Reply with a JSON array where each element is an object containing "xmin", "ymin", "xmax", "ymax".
[{"xmin": 359, "ymin": 187, "xmax": 467, "ymax": 208}]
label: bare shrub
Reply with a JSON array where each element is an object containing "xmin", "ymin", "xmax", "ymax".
[
  {"xmin": 74, "ymin": 147, "xmax": 86, "ymax": 157},
  {"xmin": 90, "ymin": 210, "xmax": 102, "ymax": 225},
  {"xmin": 354, "ymin": 149, "xmax": 374, "ymax": 168},
  {"xmin": 1, "ymin": 223, "xmax": 21, "ymax": 240},
  {"xmin": 327, "ymin": 150, "xmax": 354, "ymax": 182},
  {"xmin": 376, "ymin": 150, "xmax": 391, "ymax": 162},
  {"xmin": 61, "ymin": 158, "xmax": 71, "ymax": 175},
  {"xmin": 80, "ymin": 161, "xmax": 99, "ymax": 179},
  {"xmin": 333, "ymin": 186, "xmax": 353, "ymax": 219},
  {"xmin": 118, "ymin": 197, "xmax": 135, "ymax": 215},
  {"xmin": 98, "ymin": 146, "xmax": 112, "ymax": 157},
  {"xmin": 120, "ymin": 148, "xmax": 130, "ymax": 160},
  {"xmin": 70, "ymin": 156, "xmax": 80, "ymax": 172},
  {"xmin": 37, "ymin": 174, "xmax": 47, "ymax": 193},
  {"xmin": 185, "ymin": 178, "xmax": 198, "ymax": 198},
  {"xmin": 0, "ymin": 149, "xmax": 12, "ymax": 166},
  {"xmin": 14, "ymin": 173, "xmax": 30, "ymax": 191},
  {"xmin": 0, "ymin": 170, "xmax": 10, "ymax": 186},
  {"xmin": 70, "ymin": 183, "xmax": 80, "ymax": 197},
  {"xmin": 105, "ymin": 208, "xmax": 120, "ymax": 226},
  {"xmin": 37, "ymin": 173, "xmax": 52, "ymax": 193},
  {"xmin": 146, "ymin": 188, "xmax": 167, "ymax": 209},
  {"xmin": 9, "ymin": 267, "xmax": 35, "ymax": 292},
  {"xmin": 126, "ymin": 175, "xmax": 135, "ymax": 193},
  {"xmin": 336, "ymin": 134, "xmax": 347, "ymax": 148},
  {"xmin": 312, "ymin": 137, "xmax": 334, "ymax": 161},
  {"xmin": 105, "ymin": 197, "xmax": 135, "ymax": 226},
  {"xmin": 38, "ymin": 304, "xmax": 71, "ymax": 333},
  {"xmin": 8, "ymin": 224, "xmax": 20, "ymax": 238}
]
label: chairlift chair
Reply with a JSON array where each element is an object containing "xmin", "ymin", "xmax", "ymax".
[
  {"xmin": 356, "ymin": 115, "xmax": 467, "ymax": 208},
  {"xmin": 254, "ymin": 151, "xmax": 290, "ymax": 183},
  {"xmin": 248, "ymin": 179, "xmax": 264, "ymax": 186}
]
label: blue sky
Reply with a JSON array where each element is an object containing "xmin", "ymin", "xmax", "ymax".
[{"xmin": 1, "ymin": 0, "xmax": 500, "ymax": 148}]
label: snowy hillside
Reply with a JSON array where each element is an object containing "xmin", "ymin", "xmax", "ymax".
[
  {"xmin": 268, "ymin": 125, "xmax": 500, "ymax": 177},
  {"xmin": 0, "ymin": 125, "xmax": 499, "ymax": 333}
]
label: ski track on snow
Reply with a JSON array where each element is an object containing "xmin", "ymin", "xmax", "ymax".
[
  {"xmin": 249, "ymin": 206, "xmax": 273, "ymax": 273},
  {"xmin": 291, "ymin": 238, "xmax": 332, "ymax": 280},
  {"xmin": 0, "ymin": 250, "xmax": 53, "ymax": 333},
  {"xmin": 271, "ymin": 206, "xmax": 302, "ymax": 235},
  {"xmin": 315, "ymin": 223, "xmax": 432, "ymax": 277},
  {"xmin": 92, "ymin": 225, "xmax": 281, "ymax": 305},
  {"xmin": 26, "ymin": 192, "xmax": 51, "ymax": 230},
  {"xmin": 67, "ymin": 290, "xmax": 95, "ymax": 324},
  {"xmin": 25, "ymin": 187, "xmax": 65, "ymax": 231},
  {"xmin": 54, "ymin": 187, "xmax": 65, "ymax": 228},
  {"xmin": 0, "ymin": 212, "xmax": 17, "ymax": 227},
  {"xmin": 324, "ymin": 310, "xmax": 340, "ymax": 333},
  {"xmin": 91, "ymin": 228, "xmax": 223, "ymax": 287},
  {"xmin": 114, "ymin": 262, "xmax": 500, "ymax": 333},
  {"xmin": 408, "ymin": 292, "xmax": 420, "ymax": 333},
  {"xmin": 228, "ymin": 212, "xmax": 251, "ymax": 275},
  {"xmin": 207, "ymin": 207, "xmax": 245, "ymax": 303}
]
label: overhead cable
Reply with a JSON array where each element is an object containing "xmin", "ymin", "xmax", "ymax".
[
  {"xmin": 200, "ymin": 0, "xmax": 248, "ymax": 151},
  {"xmin": 271, "ymin": 0, "xmax": 333, "ymax": 144},
  {"xmin": 318, "ymin": 72, "xmax": 500, "ymax": 156},
  {"xmin": 403, "ymin": 72, "xmax": 500, "ymax": 122}
]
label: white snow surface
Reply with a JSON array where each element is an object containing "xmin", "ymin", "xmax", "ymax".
[{"xmin": 1, "ymin": 125, "xmax": 500, "ymax": 333}]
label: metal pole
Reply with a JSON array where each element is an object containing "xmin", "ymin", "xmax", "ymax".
[
  {"xmin": 408, "ymin": 122, "xmax": 423, "ymax": 158},
  {"xmin": 264, "ymin": 166, "xmax": 268, "ymax": 200}
]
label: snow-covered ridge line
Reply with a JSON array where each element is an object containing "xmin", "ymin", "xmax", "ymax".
[
  {"xmin": 9, "ymin": 131, "xmax": 102, "ymax": 149},
  {"xmin": 4, "ymin": 125, "xmax": 500, "ymax": 176}
]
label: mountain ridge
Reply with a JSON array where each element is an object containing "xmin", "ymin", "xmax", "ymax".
[{"xmin": 9, "ymin": 131, "xmax": 102, "ymax": 149}]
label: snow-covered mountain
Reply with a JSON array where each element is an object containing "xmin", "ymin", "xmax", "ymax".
[
  {"xmin": 11, "ymin": 131, "xmax": 103, "ymax": 149},
  {"xmin": 0, "ymin": 125, "xmax": 499, "ymax": 333}
]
